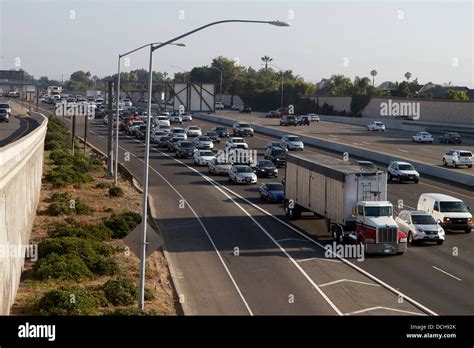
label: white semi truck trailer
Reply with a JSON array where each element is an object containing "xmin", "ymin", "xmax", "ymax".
[{"xmin": 283, "ymin": 153, "xmax": 407, "ymax": 255}]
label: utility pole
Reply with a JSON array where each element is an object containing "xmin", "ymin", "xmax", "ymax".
[
  {"xmin": 84, "ymin": 114, "xmax": 89, "ymax": 155},
  {"xmin": 71, "ymin": 115, "xmax": 76, "ymax": 156},
  {"xmin": 107, "ymin": 80, "xmax": 114, "ymax": 176}
]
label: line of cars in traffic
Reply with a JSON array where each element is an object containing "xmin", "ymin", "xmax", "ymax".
[{"xmin": 113, "ymin": 112, "xmax": 472, "ymax": 247}]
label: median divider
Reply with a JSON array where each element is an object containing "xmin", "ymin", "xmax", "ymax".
[{"xmin": 194, "ymin": 113, "xmax": 474, "ymax": 188}]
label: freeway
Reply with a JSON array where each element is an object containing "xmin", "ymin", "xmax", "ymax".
[
  {"xmin": 21, "ymin": 101, "xmax": 474, "ymax": 314},
  {"xmin": 0, "ymin": 99, "xmax": 39, "ymax": 147},
  {"xmin": 215, "ymin": 110, "xmax": 474, "ymax": 173},
  {"xmin": 75, "ymin": 115, "xmax": 472, "ymax": 315}
]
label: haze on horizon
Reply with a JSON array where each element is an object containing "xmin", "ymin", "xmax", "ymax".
[{"xmin": 0, "ymin": 0, "xmax": 472, "ymax": 87}]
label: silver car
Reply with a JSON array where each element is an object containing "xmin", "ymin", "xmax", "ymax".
[
  {"xmin": 395, "ymin": 210, "xmax": 445, "ymax": 245},
  {"xmin": 228, "ymin": 165, "xmax": 257, "ymax": 184},
  {"xmin": 281, "ymin": 135, "xmax": 304, "ymax": 151},
  {"xmin": 208, "ymin": 158, "xmax": 232, "ymax": 175}
]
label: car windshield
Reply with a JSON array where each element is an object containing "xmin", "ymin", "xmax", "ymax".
[
  {"xmin": 0, "ymin": 104, "xmax": 10, "ymax": 108},
  {"xmin": 158, "ymin": 116, "xmax": 168, "ymax": 120},
  {"xmin": 239, "ymin": 123, "xmax": 250, "ymax": 128},
  {"xmin": 180, "ymin": 142, "xmax": 193, "ymax": 148},
  {"xmin": 199, "ymin": 137, "xmax": 211, "ymax": 141},
  {"xmin": 375, "ymin": 122, "xmax": 383, "ymax": 125},
  {"xmin": 233, "ymin": 139, "xmax": 245, "ymax": 143},
  {"xmin": 440, "ymin": 201, "xmax": 468, "ymax": 212},
  {"xmin": 448, "ymin": 133, "xmax": 460, "ymax": 137},
  {"xmin": 364, "ymin": 206, "xmax": 393, "ymax": 217},
  {"xmin": 173, "ymin": 129, "xmax": 184, "ymax": 133},
  {"xmin": 267, "ymin": 184, "xmax": 284, "ymax": 191},
  {"xmin": 287, "ymin": 136, "xmax": 300, "ymax": 142},
  {"xmin": 206, "ymin": 132, "xmax": 217, "ymax": 137},
  {"xmin": 258, "ymin": 160, "xmax": 274, "ymax": 167},
  {"xmin": 273, "ymin": 150, "xmax": 286, "ymax": 157},
  {"xmin": 216, "ymin": 127, "xmax": 226, "ymax": 131},
  {"xmin": 398, "ymin": 164, "xmax": 414, "ymax": 170},
  {"xmin": 411, "ymin": 215, "xmax": 437, "ymax": 225},
  {"xmin": 199, "ymin": 151, "xmax": 213, "ymax": 157},
  {"xmin": 236, "ymin": 166, "xmax": 253, "ymax": 173},
  {"xmin": 189, "ymin": 127, "xmax": 199, "ymax": 130},
  {"xmin": 459, "ymin": 152, "xmax": 472, "ymax": 157}
]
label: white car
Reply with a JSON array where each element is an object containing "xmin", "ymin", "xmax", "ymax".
[
  {"xmin": 412, "ymin": 132, "xmax": 433, "ymax": 143},
  {"xmin": 185, "ymin": 126, "xmax": 202, "ymax": 137},
  {"xmin": 159, "ymin": 111, "xmax": 170, "ymax": 117},
  {"xmin": 387, "ymin": 161, "xmax": 420, "ymax": 183},
  {"xmin": 225, "ymin": 137, "xmax": 248, "ymax": 150},
  {"xmin": 194, "ymin": 150, "xmax": 215, "ymax": 166},
  {"xmin": 0, "ymin": 103, "xmax": 12, "ymax": 115},
  {"xmin": 215, "ymin": 102, "xmax": 224, "ymax": 110},
  {"xmin": 442, "ymin": 150, "xmax": 473, "ymax": 168},
  {"xmin": 181, "ymin": 113, "xmax": 192, "ymax": 121},
  {"xmin": 307, "ymin": 113, "xmax": 320, "ymax": 122},
  {"xmin": 228, "ymin": 165, "xmax": 257, "ymax": 184},
  {"xmin": 395, "ymin": 210, "xmax": 445, "ymax": 245},
  {"xmin": 155, "ymin": 116, "xmax": 170, "ymax": 127},
  {"xmin": 367, "ymin": 121, "xmax": 386, "ymax": 131},
  {"xmin": 193, "ymin": 136, "xmax": 214, "ymax": 149},
  {"xmin": 171, "ymin": 127, "xmax": 187, "ymax": 140},
  {"xmin": 123, "ymin": 99, "xmax": 132, "ymax": 108},
  {"xmin": 159, "ymin": 125, "xmax": 171, "ymax": 133},
  {"xmin": 281, "ymin": 135, "xmax": 304, "ymax": 151},
  {"xmin": 208, "ymin": 158, "xmax": 233, "ymax": 175},
  {"xmin": 170, "ymin": 115, "xmax": 183, "ymax": 124}
]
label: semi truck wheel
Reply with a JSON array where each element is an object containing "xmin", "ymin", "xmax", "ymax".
[
  {"xmin": 331, "ymin": 224, "xmax": 344, "ymax": 244},
  {"xmin": 284, "ymin": 200, "xmax": 301, "ymax": 219}
]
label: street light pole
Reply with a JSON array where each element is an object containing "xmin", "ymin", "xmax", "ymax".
[
  {"xmin": 138, "ymin": 19, "xmax": 290, "ymax": 310},
  {"xmin": 114, "ymin": 42, "xmax": 185, "ymax": 185},
  {"xmin": 210, "ymin": 66, "xmax": 223, "ymax": 100},
  {"xmin": 269, "ymin": 63, "xmax": 284, "ymax": 108}
]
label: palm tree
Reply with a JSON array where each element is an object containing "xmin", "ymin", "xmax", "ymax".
[
  {"xmin": 353, "ymin": 76, "xmax": 371, "ymax": 95},
  {"xmin": 370, "ymin": 70, "xmax": 377, "ymax": 86},
  {"xmin": 261, "ymin": 56, "xmax": 273, "ymax": 71},
  {"xmin": 404, "ymin": 72, "xmax": 412, "ymax": 81}
]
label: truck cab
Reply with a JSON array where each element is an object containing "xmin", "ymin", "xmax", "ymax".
[{"xmin": 354, "ymin": 201, "xmax": 407, "ymax": 255}]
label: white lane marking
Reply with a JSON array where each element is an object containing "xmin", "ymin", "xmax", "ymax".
[
  {"xmin": 91, "ymin": 124, "xmax": 435, "ymax": 316},
  {"xmin": 160, "ymin": 152, "xmax": 343, "ymax": 315},
  {"xmin": 318, "ymin": 279, "xmax": 380, "ymax": 288},
  {"xmin": 345, "ymin": 306, "xmax": 425, "ymax": 316},
  {"xmin": 276, "ymin": 238, "xmax": 310, "ymax": 243},
  {"xmin": 432, "ymin": 266, "xmax": 462, "ymax": 282},
  {"xmin": 399, "ymin": 149, "xmax": 409, "ymax": 153},
  {"xmin": 297, "ymin": 257, "xmax": 340, "ymax": 263},
  {"xmin": 193, "ymin": 176, "xmax": 435, "ymax": 315},
  {"xmin": 87, "ymin": 129, "xmax": 254, "ymax": 315},
  {"xmin": 352, "ymin": 142, "xmax": 364, "ymax": 146}
]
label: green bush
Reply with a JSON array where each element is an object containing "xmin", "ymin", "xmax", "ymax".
[
  {"xmin": 84, "ymin": 254, "xmax": 119, "ymax": 276},
  {"xmin": 46, "ymin": 165, "xmax": 93, "ymax": 188},
  {"xmin": 48, "ymin": 222, "xmax": 113, "ymax": 241},
  {"xmin": 36, "ymin": 286, "xmax": 101, "ymax": 315},
  {"xmin": 103, "ymin": 308, "xmax": 161, "ymax": 316},
  {"xmin": 38, "ymin": 237, "xmax": 113, "ymax": 259},
  {"xmin": 34, "ymin": 253, "xmax": 94, "ymax": 281},
  {"xmin": 45, "ymin": 194, "xmax": 95, "ymax": 216},
  {"xmin": 102, "ymin": 279, "xmax": 137, "ymax": 306},
  {"xmin": 108, "ymin": 186, "xmax": 124, "ymax": 198},
  {"xmin": 104, "ymin": 212, "xmax": 142, "ymax": 239}
]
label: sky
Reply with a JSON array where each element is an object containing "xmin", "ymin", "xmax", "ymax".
[{"xmin": 0, "ymin": 0, "xmax": 472, "ymax": 87}]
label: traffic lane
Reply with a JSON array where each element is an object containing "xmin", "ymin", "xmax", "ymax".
[
  {"xmin": 116, "ymin": 126, "xmax": 427, "ymax": 316},
  {"xmin": 214, "ymin": 111, "xmax": 474, "ymax": 171},
  {"xmin": 0, "ymin": 100, "xmax": 35, "ymax": 146},
  {"xmin": 82, "ymin": 121, "xmax": 340, "ymax": 315},
  {"xmin": 185, "ymin": 119, "xmax": 473, "ymax": 314}
]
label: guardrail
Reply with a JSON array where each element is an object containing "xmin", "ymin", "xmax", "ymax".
[{"xmin": 194, "ymin": 113, "xmax": 474, "ymax": 188}]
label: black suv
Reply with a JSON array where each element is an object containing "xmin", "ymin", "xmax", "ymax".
[
  {"xmin": 264, "ymin": 147, "xmax": 287, "ymax": 167},
  {"xmin": 297, "ymin": 115, "xmax": 310, "ymax": 126},
  {"xmin": 175, "ymin": 141, "xmax": 195, "ymax": 158},
  {"xmin": 205, "ymin": 131, "xmax": 220, "ymax": 143}
]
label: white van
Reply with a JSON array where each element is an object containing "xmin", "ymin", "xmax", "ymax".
[{"xmin": 417, "ymin": 193, "xmax": 472, "ymax": 233}]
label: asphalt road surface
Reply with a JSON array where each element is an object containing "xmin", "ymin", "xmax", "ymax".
[
  {"xmin": 27, "ymin": 102, "xmax": 474, "ymax": 315},
  {"xmin": 0, "ymin": 99, "xmax": 38, "ymax": 147}
]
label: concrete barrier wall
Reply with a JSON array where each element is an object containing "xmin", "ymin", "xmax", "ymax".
[
  {"xmin": 308, "ymin": 96, "xmax": 474, "ymax": 125},
  {"xmin": 0, "ymin": 112, "xmax": 47, "ymax": 314},
  {"xmin": 194, "ymin": 113, "xmax": 474, "ymax": 188}
]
